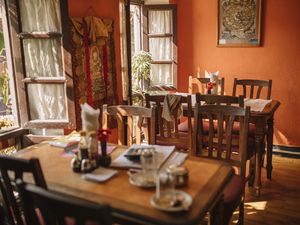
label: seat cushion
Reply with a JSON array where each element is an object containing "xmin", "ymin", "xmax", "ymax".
[
  {"xmin": 36, "ymin": 209, "xmax": 100, "ymax": 225},
  {"xmin": 180, "ymin": 120, "xmax": 257, "ymax": 137},
  {"xmin": 178, "ymin": 119, "xmax": 193, "ymax": 132},
  {"xmin": 223, "ymin": 174, "xmax": 244, "ymax": 203},
  {"xmin": 178, "ymin": 119, "xmax": 211, "ymax": 134},
  {"xmin": 222, "ymin": 175, "xmax": 245, "ymax": 225},
  {"xmin": 233, "ymin": 122, "xmax": 256, "ymax": 137}
]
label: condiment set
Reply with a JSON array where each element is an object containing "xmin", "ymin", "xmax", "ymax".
[{"xmin": 71, "ymin": 130, "xmax": 111, "ymax": 173}]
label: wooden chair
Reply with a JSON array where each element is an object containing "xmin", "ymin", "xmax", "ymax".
[
  {"xmin": 195, "ymin": 93, "xmax": 244, "ymax": 106},
  {"xmin": 192, "ymin": 104, "xmax": 251, "ymax": 225},
  {"xmin": 145, "ymin": 94, "xmax": 193, "ymax": 151},
  {"xmin": 102, "ymin": 105, "xmax": 156, "ymax": 146},
  {"xmin": 178, "ymin": 93, "xmax": 245, "ymax": 133},
  {"xmin": 16, "ymin": 181, "xmax": 112, "ymax": 225},
  {"xmin": 0, "ymin": 155, "xmax": 47, "ymax": 225},
  {"xmin": 188, "ymin": 76, "xmax": 225, "ymax": 95},
  {"xmin": 232, "ymin": 78, "xmax": 272, "ymax": 99}
]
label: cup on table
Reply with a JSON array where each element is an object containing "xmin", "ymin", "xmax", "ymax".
[
  {"xmin": 155, "ymin": 172, "xmax": 175, "ymax": 203},
  {"xmin": 140, "ymin": 148, "xmax": 157, "ymax": 184}
]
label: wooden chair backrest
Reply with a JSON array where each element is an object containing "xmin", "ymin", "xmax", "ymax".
[
  {"xmin": 188, "ymin": 76, "xmax": 225, "ymax": 95},
  {"xmin": 145, "ymin": 94, "xmax": 193, "ymax": 150},
  {"xmin": 192, "ymin": 104, "xmax": 250, "ymax": 178},
  {"xmin": 0, "ymin": 156, "xmax": 47, "ymax": 225},
  {"xmin": 195, "ymin": 93, "xmax": 244, "ymax": 107},
  {"xmin": 102, "ymin": 105, "xmax": 156, "ymax": 146},
  {"xmin": 232, "ymin": 78, "xmax": 272, "ymax": 99},
  {"xmin": 16, "ymin": 181, "xmax": 112, "ymax": 225}
]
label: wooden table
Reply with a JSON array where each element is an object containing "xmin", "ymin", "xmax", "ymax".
[
  {"xmin": 247, "ymin": 100, "xmax": 280, "ymax": 196},
  {"xmin": 16, "ymin": 143, "xmax": 234, "ymax": 225}
]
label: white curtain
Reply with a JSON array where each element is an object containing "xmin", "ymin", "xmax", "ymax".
[
  {"xmin": 119, "ymin": 0, "xmax": 129, "ymax": 102},
  {"xmin": 149, "ymin": 37, "xmax": 171, "ymax": 61},
  {"xmin": 23, "ymin": 39, "xmax": 63, "ymax": 78},
  {"xmin": 28, "ymin": 84, "xmax": 66, "ymax": 120},
  {"xmin": 151, "ymin": 64, "xmax": 172, "ymax": 85},
  {"xmin": 148, "ymin": 10, "xmax": 173, "ymax": 86},
  {"xmin": 19, "ymin": 0, "xmax": 61, "ymax": 32},
  {"xmin": 149, "ymin": 10, "xmax": 171, "ymax": 34},
  {"xmin": 20, "ymin": 0, "xmax": 66, "ymax": 120}
]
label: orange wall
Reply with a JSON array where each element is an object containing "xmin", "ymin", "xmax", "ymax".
[
  {"xmin": 176, "ymin": 0, "xmax": 300, "ymax": 147},
  {"xmin": 68, "ymin": 0, "xmax": 122, "ymax": 104}
]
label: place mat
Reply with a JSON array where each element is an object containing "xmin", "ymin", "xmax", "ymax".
[
  {"xmin": 244, "ymin": 98, "xmax": 272, "ymax": 112},
  {"xmin": 111, "ymin": 144, "xmax": 175, "ymax": 169},
  {"xmin": 61, "ymin": 145, "xmax": 116, "ymax": 158},
  {"xmin": 175, "ymin": 92, "xmax": 196, "ymax": 106},
  {"xmin": 49, "ymin": 131, "xmax": 80, "ymax": 149},
  {"xmin": 159, "ymin": 151, "xmax": 188, "ymax": 172},
  {"xmin": 82, "ymin": 167, "xmax": 118, "ymax": 182}
]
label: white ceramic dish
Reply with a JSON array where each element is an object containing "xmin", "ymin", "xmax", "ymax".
[
  {"xmin": 128, "ymin": 171, "xmax": 156, "ymax": 188},
  {"xmin": 150, "ymin": 190, "xmax": 192, "ymax": 212}
]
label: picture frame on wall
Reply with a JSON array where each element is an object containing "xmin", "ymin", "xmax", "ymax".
[{"xmin": 217, "ymin": 0, "xmax": 262, "ymax": 47}]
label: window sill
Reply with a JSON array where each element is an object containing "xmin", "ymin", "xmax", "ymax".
[{"xmin": 0, "ymin": 127, "xmax": 28, "ymax": 141}]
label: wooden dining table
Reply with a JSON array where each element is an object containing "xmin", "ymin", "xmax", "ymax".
[
  {"xmin": 15, "ymin": 142, "xmax": 234, "ymax": 225},
  {"xmin": 247, "ymin": 100, "xmax": 280, "ymax": 196}
]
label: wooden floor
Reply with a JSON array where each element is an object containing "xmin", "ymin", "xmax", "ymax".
[{"xmin": 231, "ymin": 155, "xmax": 300, "ymax": 225}]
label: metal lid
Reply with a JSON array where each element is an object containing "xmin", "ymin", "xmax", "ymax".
[
  {"xmin": 166, "ymin": 165, "xmax": 188, "ymax": 175},
  {"xmin": 141, "ymin": 148, "xmax": 156, "ymax": 158}
]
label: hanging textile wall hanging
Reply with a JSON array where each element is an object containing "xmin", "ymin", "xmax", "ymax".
[{"xmin": 71, "ymin": 16, "xmax": 118, "ymax": 129}]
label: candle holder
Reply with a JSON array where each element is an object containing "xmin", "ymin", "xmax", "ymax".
[{"xmin": 207, "ymin": 82, "xmax": 216, "ymax": 95}]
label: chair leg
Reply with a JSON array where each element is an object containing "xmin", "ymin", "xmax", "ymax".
[
  {"xmin": 0, "ymin": 204, "xmax": 4, "ymax": 224},
  {"xmin": 238, "ymin": 199, "xmax": 244, "ymax": 225},
  {"xmin": 210, "ymin": 198, "xmax": 224, "ymax": 225},
  {"xmin": 248, "ymin": 156, "xmax": 255, "ymax": 187}
]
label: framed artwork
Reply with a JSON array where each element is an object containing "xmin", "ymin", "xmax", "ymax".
[{"xmin": 217, "ymin": 0, "xmax": 262, "ymax": 47}]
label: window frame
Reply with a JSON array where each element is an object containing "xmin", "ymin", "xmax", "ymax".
[
  {"xmin": 142, "ymin": 4, "xmax": 177, "ymax": 88},
  {"xmin": 130, "ymin": 2, "xmax": 142, "ymax": 57},
  {"xmin": 4, "ymin": 0, "xmax": 76, "ymax": 130}
]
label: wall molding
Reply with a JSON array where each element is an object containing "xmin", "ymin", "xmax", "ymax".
[{"xmin": 273, "ymin": 145, "xmax": 300, "ymax": 158}]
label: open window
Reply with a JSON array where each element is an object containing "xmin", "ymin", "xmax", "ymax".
[
  {"xmin": 142, "ymin": 4, "xmax": 177, "ymax": 88},
  {"xmin": 129, "ymin": 2, "xmax": 177, "ymax": 91},
  {"xmin": 3, "ymin": 0, "xmax": 75, "ymax": 137}
]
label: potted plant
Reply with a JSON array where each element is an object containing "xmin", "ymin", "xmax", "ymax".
[{"xmin": 132, "ymin": 51, "xmax": 152, "ymax": 92}]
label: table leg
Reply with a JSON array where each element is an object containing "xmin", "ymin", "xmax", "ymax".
[
  {"xmin": 209, "ymin": 198, "xmax": 224, "ymax": 225},
  {"xmin": 266, "ymin": 116, "xmax": 274, "ymax": 180},
  {"xmin": 254, "ymin": 120, "xmax": 265, "ymax": 197}
]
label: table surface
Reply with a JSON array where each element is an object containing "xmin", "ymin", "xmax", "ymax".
[{"xmin": 16, "ymin": 143, "xmax": 234, "ymax": 225}]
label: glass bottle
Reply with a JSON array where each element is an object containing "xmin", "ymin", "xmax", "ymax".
[
  {"xmin": 78, "ymin": 131, "xmax": 88, "ymax": 160},
  {"xmin": 88, "ymin": 131, "xmax": 98, "ymax": 168}
]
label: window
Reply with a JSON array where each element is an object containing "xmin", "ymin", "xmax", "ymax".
[
  {"xmin": 129, "ymin": 2, "xmax": 177, "ymax": 89},
  {"xmin": 130, "ymin": 4, "xmax": 142, "ymax": 57},
  {"xmin": 1, "ymin": 0, "xmax": 75, "ymax": 137},
  {"xmin": 0, "ymin": 1, "xmax": 19, "ymax": 133},
  {"xmin": 142, "ymin": 5, "xmax": 177, "ymax": 88}
]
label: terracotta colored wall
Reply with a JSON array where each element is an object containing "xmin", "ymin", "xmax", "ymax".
[
  {"xmin": 176, "ymin": 0, "xmax": 300, "ymax": 147},
  {"xmin": 68, "ymin": 0, "xmax": 122, "ymax": 104}
]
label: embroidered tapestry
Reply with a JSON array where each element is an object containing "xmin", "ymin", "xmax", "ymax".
[{"xmin": 71, "ymin": 16, "xmax": 118, "ymax": 129}]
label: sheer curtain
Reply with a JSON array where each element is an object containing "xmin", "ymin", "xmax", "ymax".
[
  {"xmin": 119, "ymin": 0, "xmax": 129, "ymax": 102},
  {"xmin": 148, "ymin": 10, "xmax": 173, "ymax": 86},
  {"xmin": 20, "ymin": 0, "xmax": 66, "ymax": 120}
]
